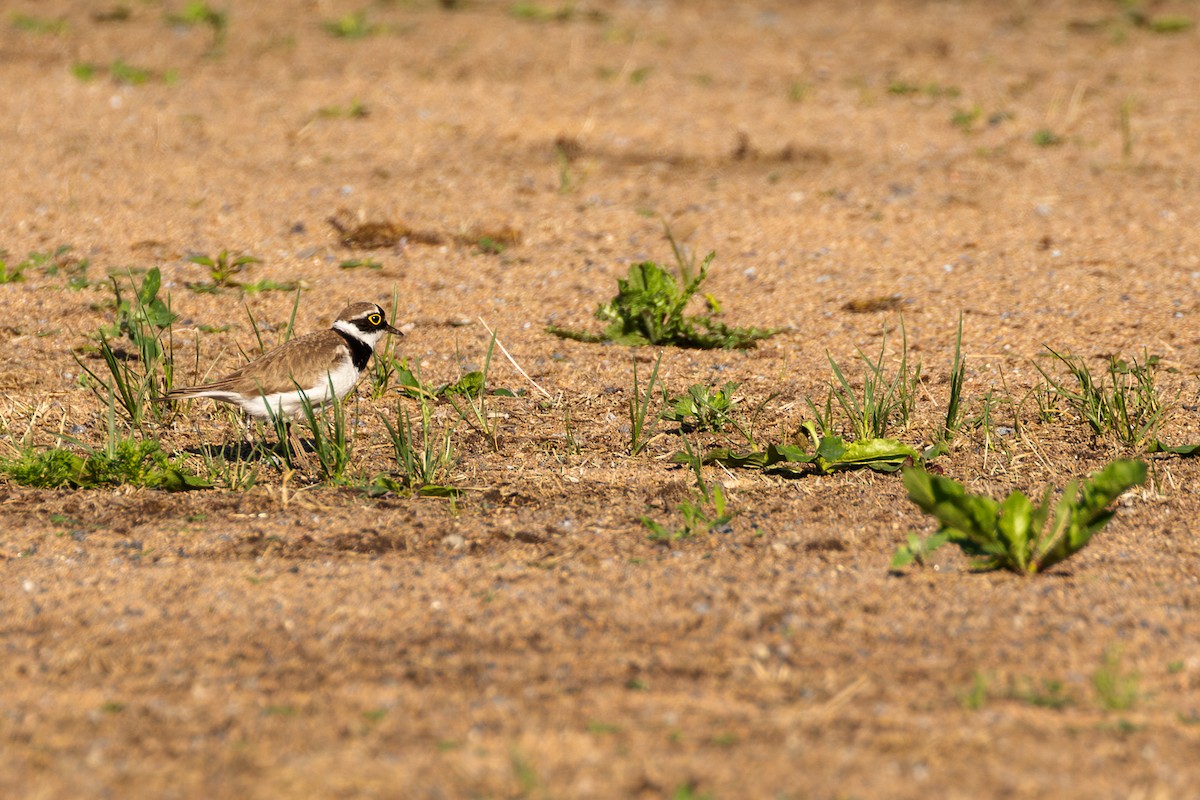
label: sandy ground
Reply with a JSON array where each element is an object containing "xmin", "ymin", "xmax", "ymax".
[{"xmin": 2, "ymin": 1, "xmax": 1200, "ymax": 797}]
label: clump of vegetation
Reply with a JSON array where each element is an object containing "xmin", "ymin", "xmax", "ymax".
[
  {"xmin": 1032, "ymin": 129, "xmax": 1065, "ymax": 147},
  {"xmin": 1093, "ymin": 646, "xmax": 1139, "ymax": 711},
  {"xmin": 693, "ymin": 423, "xmax": 919, "ymax": 476},
  {"xmin": 11, "ymin": 13, "xmax": 68, "ymax": 34},
  {"xmin": 0, "ymin": 246, "xmax": 82, "ymax": 285},
  {"xmin": 24, "ymin": 245, "xmax": 90, "ymax": 289},
  {"xmin": 1036, "ymin": 348, "xmax": 1170, "ymax": 449},
  {"xmin": 187, "ymin": 250, "xmax": 262, "ymax": 293},
  {"xmin": 548, "ymin": 235, "xmax": 780, "ymax": 349},
  {"xmin": 293, "ymin": 379, "xmax": 353, "ymax": 482},
  {"xmin": 323, "ymin": 10, "xmax": 377, "ymax": 38},
  {"xmin": 376, "ymin": 398, "xmax": 459, "ymax": 497},
  {"xmin": 0, "ymin": 251, "xmax": 25, "ymax": 284},
  {"xmin": 510, "ymin": 2, "xmax": 578, "ymax": 22},
  {"xmin": 339, "ymin": 257, "xmax": 382, "ymax": 270},
  {"xmin": 167, "ymin": 1, "xmax": 227, "ymax": 54},
  {"xmin": 643, "ymin": 441, "xmax": 734, "ymax": 541},
  {"xmin": 662, "ymin": 382, "xmax": 740, "ymax": 433},
  {"xmin": 77, "ymin": 268, "xmax": 178, "ymax": 428},
  {"xmin": 2, "ymin": 439, "xmax": 207, "ymax": 491},
  {"xmin": 807, "ymin": 319, "xmax": 920, "ymax": 441},
  {"xmin": 894, "ymin": 459, "xmax": 1146, "ymax": 574},
  {"xmin": 318, "ymin": 100, "xmax": 369, "ymax": 120}
]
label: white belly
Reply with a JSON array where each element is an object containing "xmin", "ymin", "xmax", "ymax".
[{"xmin": 239, "ymin": 360, "xmax": 362, "ymax": 419}]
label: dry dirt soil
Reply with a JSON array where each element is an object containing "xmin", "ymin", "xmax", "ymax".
[{"xmin": 3, "ymin": 1, "xmax": 1200, "ymax": 798}]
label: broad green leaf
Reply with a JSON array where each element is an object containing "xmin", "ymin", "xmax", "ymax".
[
  {"xmin": 693, "ymin": 443, "xmax": 814, "ymax": 470},
  {"xmin": 1146, "ymin": 440, "xmax": 1200, "ymax": 456},
  {"xmin": 766, "ymin": 444, "xmax": 811, "ymax": 464},
  {"xmin": 138, "ymin": 267, "xmax": 161, "ymax": 306},
  {"xmin": 890, "ymin": 545, "xmax": 917, "ymax": 569},
  {"xmin": 902, "ymin": 467, "xmax": 999, "ymax": 545},
  {"xmin": 694, "ymin": 448, "xmax": 768, "ymax": 469},
  {"xmin": 816, "ymin": 437, "xmax": 917, "ymax": 473},
  {"xmin": 418, "ymin": 485, "xmax": 462, "ymax": 498},
  {"xmin": 1038, "ymin": 459, "xmax": 1146, "ymax": 572},
  {"xmin": 996, "ymin": 491, "xmax": 1034, "ymax": 572},
  {"xmin": 833, "ymin": 437, "xmax": 919, "ymax": 469},
  {"xmin": 155, "ymin": 465, "xmax": 212, "ymax": 492}
]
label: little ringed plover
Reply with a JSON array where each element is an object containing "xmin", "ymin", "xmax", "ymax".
[{"xmin": 162, "ymin": 301, "xmax": 403, "ymax": 419}]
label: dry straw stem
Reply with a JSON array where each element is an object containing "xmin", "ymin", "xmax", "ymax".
[{"xmin": 476, "ymin": 317, "xmax": 552, "ymax": 401}]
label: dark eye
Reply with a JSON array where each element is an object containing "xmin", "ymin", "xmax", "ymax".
[{"xmin": 368, "ymin": 314, "xmax": 382, "ymax": 326}]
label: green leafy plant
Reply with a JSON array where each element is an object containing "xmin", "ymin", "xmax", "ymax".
[
  {"xmin": 1036, "ymin": 348, "xmax": 1169, "ymax": 448},
  {"xmin": 445, "ymin": 332, "xmax": 502, "ymax": 451},
  {"xmin": 293, "ymin": 378, "xmax": 353, "ymax": 482},
  {"xmin": 890, "ymin": 530, "xmax": 951, "ymax": 570},
  {"xmin": 510, "ymin": 2, "xmax": 575, "ymax": 22},
  {"xmin": 77, "ymin": 268, "xmax": 177, "ymax": 427},
  {"xmin": 693, "ymin": 424, "xmax": 919, "ymax": 476},
  {"xmin": 110, "ymin": 59, "xmax": 152, "ymax": 86},
  {"xmin": 0, "ymin": 252, "xmax": 25, "ymax": 284},
  {"xmin": 387, "ymin": 356, "xmax": 514, "ymax": 402},
  {"xmin": 378, "ymin": 398, "xmax": 458, "ymax": 495},
  {"xmin": 339, "ymin": 258, "xmax": 382, "ymax": 270},
  {"xmin": 898, "ymin": 459, "xmax": 1146, "ymax": 574},
  {"xmin": 323, "ymin": 10, "xmax": 377, "ymax": 38},
  {"xmin": 1093, "ymin": 646, "xmax": 1139, "ymax": 711},
  {"xmin": 808, "ymin": 319, "xmax": 920, "ymax": 440},
  {"xmin": 11, "ymin": 13, "xmax": 68, "ymax": 34},
  {"xmin": 318, "ymin": 100, "xmax": 369, "ymax": 120},
  {"xmin": 2, "ymin": 397, "xmax": 207, "ymax": 491},
  {"xmin": 548, "ymin": 232, "xmax": 780, "ymax": 349},
  {"xmin": 1032, "ymin": 128, "xmax": 1064, "ymax": 147},
  {"xmin": 643, "ymin": 440, "xmax": 734, "ymax": 540},
  {"xmin": 1011, "ymin": 677, "xmax": 1074, "ymax": 709},
  {"xmin": 168, "ymin": 1, "xmax": 227, "ymax": 53},
  {"xmin": 951, "ymin": 104, "xmax": 982, "ymax": 132},
  {"xmin": 628, "ymin": 352, "xmax": 666, "ymax": 456},
  {"xmin": 241, "ymin": 278, "xmax": 299, "ymax": 294},
  {"xmin": 187, "ymin": 250, "xmax": 262, "ymax": 292},
  {"xmin": 961, "ymin": 671, "xmax": 989, "ymax": 711},
  {"xmin": 662, "ymin": 382, "xmax": 739, "ymax": 432}
]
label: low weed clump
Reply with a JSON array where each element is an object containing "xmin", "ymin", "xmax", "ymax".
[
  {"xmin": 2, "ymin": 439, "xmax": 207, "ymax": 491},
  {"xmin": 186, "ymin": 250, "xmax": 262, "ymax": 293},
  {"xmin": 662, "ymin": 382, "xmax": 740, "ymax": 433},
  {"xmin": 692, "ymin": 421, "xmax": 919, "ymax": 476},
  {"xmin": 643, "ymin": 440, "xmax": 734, "ymax": 541},
  {"xmin": 1036, "ymin": 348, "xmax": 1170, "ymax": 450},
  {"xmin": 75, "ymin": 268, "xmax": 177, "ymax": 428},
  {"xmin": 806, "ymin": 319, "xmax": 920, "ymax": 441},
  {"xmin": 323, "ymin": 10, "xmax": 377, "ymax": 38},
  {"xmin": 894, "ymin": 459, "xmax": 1146, "ymax": 574},
  {"xmin": 548, "ymin": 231, "xmax": 780, "ymax": 349},
  {"xmin": 1093, "ymin": 646, "xmax": 1139, "ymax": 711},
  {"xmin": 376, "ymin": 398, "xmax": 459, "ymax": 496},
  {"xmin": 167, "ymin": 1, "xmax": 227, "ymax": 54},
  {"xmin": 294, "ymin": 379, "xmax": 354, "ymax": 482},
  {"xmin": 3, "ymin": 395, "xmax": 208, "ymax": 493}
]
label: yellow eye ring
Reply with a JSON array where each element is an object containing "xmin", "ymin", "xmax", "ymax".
[{"xmin": 368, "ymin": 314, "xmax": 382, "ymax": 325}]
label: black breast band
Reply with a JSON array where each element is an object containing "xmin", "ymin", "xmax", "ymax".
[{"xmin": 335, "ymin": 329, "xmax": 374, "ymax": 372}]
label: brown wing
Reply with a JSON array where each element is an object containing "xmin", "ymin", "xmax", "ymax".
[{"xmin": 177, "ymin": 330, "xmax": 348, "ymax": 396}]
